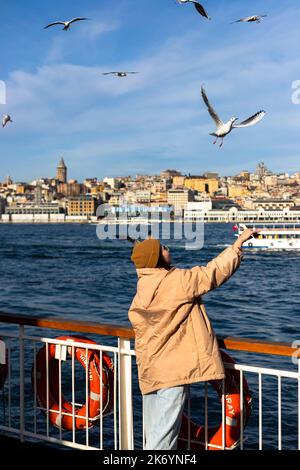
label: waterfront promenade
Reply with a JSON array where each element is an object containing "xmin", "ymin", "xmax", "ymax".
[{"xmin": 0, "ymin": 209, "xmax": 299, "ymax": 224}]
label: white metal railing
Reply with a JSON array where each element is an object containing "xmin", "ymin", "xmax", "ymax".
[
  {"xmin": 0, "ymin": 320, "xmax": 299, "ymax": 451},
  {"xmin": 0, "ymin": 328, "xmax": 136, "ymax": 450}
]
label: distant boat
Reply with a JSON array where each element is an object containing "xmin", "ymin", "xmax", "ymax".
[{"xmin": 234, "ymin": 223, "xmax": 300, "ymax": 250}]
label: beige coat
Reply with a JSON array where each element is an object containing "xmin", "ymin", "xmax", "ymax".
[{"xmin": 128, "ymin": 245, "xmax": 243, "ymax": 395}]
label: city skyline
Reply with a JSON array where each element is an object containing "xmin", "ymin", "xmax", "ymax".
[
  {"xmin": 2, "ymin": 157, "xmax": 298, "ymax": 184},
  {"xmin": 1, "ymin": 0, "xmax": 300, "ymax": 181},
  {"xmin": 1, "ymin": 156, "xmax": 299, "ymax": 223}
]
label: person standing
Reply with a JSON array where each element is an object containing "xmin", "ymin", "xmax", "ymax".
[{"xmin": 128, "ymin": 228, "xmax": 258, "ymax": 450}]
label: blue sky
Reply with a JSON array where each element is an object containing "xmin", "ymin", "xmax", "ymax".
[{"xmin": 0, "ymin": 0, "xmax": 300, "ymax": 182}]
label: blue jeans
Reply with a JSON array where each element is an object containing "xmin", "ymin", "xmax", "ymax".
[{"xmin": 143, "ymin": 385, "xmax": 188, "ymax": 450}]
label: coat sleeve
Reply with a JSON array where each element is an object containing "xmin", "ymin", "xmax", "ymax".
[{"xmin": 181, "ymin": 245, "xmax": 243, "ymax": 299}]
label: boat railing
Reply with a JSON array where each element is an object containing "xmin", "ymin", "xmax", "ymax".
[{"xmin": 0, "ymin": 312, "xmax": 299, "ymax": 451}]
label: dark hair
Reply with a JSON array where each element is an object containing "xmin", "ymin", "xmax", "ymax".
[{"xmin": 155, "ymin": 245, "xmax": 171, "ymax": 269}]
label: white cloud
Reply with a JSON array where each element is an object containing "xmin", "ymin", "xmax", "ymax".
[{"xmin": 78, "ymin": 19, "xmax": 121, "ymax": 40}]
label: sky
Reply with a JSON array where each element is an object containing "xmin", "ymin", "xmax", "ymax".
[{"xmin": 0, "ymin": 0, "xmax": 300, "ymax": 182}]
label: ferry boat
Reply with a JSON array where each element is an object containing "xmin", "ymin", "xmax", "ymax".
[{"xmin": 234, "ymin": 223, "xmax": 300, "ymax": 249}]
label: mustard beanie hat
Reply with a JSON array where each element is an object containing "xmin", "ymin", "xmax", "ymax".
[{"xmin": 131, "ymin": 238, "xmax": 161, "ymax": 269}]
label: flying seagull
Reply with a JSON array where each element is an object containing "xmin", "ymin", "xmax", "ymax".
[
  {"xmin": 201, "ymin": 85, "xmax": 266, "ymax": 147},
  {"xmin": 102, "ymin": 72, "xmax": 139, "ymax": 77},
  {"xmin": 2, "ymin": 115, "xmax": 13, "ymax": 127},
  {"xmin": 176, "ymin": 0, "xmax": 211, "ymax": 20},
  {"xmin": 232, "ymin": 15, "xmax": 267, "ymax": 24},
  {"xmin": 44, "ymin": 17, "xmax": 88, "ymax": 31}
]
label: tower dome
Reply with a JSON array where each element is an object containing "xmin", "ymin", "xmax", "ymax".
[{"xmin": 56, "ymin": 157, "xmax": 67, "ymax": 183}]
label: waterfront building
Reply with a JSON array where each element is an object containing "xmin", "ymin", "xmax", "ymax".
[
  {"xmin": 184, "ymin": 206, "xmax": 300, "ymax": 223},
  {"xmin": 244, "ymin": 198, "xmax": 295, "ymax": 211},
  {"xmin": 67, "ymin": 195, "xmax": 99, "ymax": 217},
  {"xmin": 5, "ymin": 202, "xmax": 62, "ymax": 215},
  {"xmin": 56, "ymin": 158, "xmax": 67, "ymax": 183}
]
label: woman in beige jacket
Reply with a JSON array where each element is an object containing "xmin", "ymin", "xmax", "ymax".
[{"xmin": 129, "ymin": 228, "xmax": 258, "ymax": 450}]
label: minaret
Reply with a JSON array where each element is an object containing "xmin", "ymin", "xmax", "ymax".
[{"xmin": 56, "ymin": 157, "xmax": 67, "ymax": 183}]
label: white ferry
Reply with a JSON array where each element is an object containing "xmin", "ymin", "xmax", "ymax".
[{"xmin": 234, "ymin": 223, "xmax": 300, "ymax": 250}]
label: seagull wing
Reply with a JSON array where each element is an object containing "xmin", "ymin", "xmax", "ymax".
[
  {"xmin": 191, "ymin": 1, "xmax": 211, "ymax": 20},
  {"xmin": 127, "ymin": 72, "xmax": 139, "ymax": 74},
  {"xmin": 201, "ymin": 86, "xmax": 223, "ymax": 128},
  {"xmin": 44, "ymin": 21, "xmax": 65, "ymax": 29},
  {"xmin": 233, "ymin": 110, "xmax": 266, "ymax": 128},
  {"xmin": 2, "ymin": 116, "xmax": 10, "ymax": 126},
  {"xmin": 68, "ymin": 17, "xmax": 89, "ymax": 24},
  {"xmin": 102, "ymin": 72, "xmax": 115, "ymax": 75},
  {"xmin": 231, "ymin": 18, "xmax": 247, "ymax": 23}
]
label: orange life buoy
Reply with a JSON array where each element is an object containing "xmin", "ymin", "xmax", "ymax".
[
  {"xmin": 33, "ymin": 335, "xmax": 114, "ymax": 431},
  {"xmin": 179, "ymin": 350, "xmax": 252, "ymax": 450},
  {"xmin": 0, "ymin": 338, "xmax": 8, "ymax": 391}
]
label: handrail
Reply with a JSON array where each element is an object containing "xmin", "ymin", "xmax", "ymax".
[
  {"xmin": 0, "ymin": 312, "xmax": 134, "ymax": 339},
  {"xmin": 0, "ymin": 311, "xmax": 296, "ymax": 358}
]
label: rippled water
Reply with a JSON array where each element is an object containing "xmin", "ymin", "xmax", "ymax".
[{"xmin": 0, "ymin": 223, "xmax": 299, "ymax": 449}]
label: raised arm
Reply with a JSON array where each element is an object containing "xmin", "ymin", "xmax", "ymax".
[{"xmin": 181, "ymin": 228, "xmax": 259, "ymax": 299}]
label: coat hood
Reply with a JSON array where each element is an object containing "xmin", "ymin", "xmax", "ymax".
[{"xmin": 135, "ymin": 267, "xmax": 174, "ymax": 309}]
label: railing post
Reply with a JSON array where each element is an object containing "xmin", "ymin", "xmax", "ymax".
[
  {"xmin": 19, "ymin": 325, "xmax": 25, "ymax": 443},
  {"xmin": 118, "ymin": 337, "xmax": 134, "ymax": 450}
]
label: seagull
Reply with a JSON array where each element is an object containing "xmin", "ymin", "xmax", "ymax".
[
  {"xmin": 201, "ymin": 85, "xmax": 266, "ymax": 147},
  {"xmin": 176, "ymin": 0, "xmax": 211, "ymax": 20},
  {"xmin": 102, "ymin": 72, "xmax": 139, "ymax": 77},
  {"xmin": 232, "ymin": 15, "xmax": 267, "ymax": 24},
  {"xmin": 44, "ymin": 17, "xmax": 88, "ymax": 31},
  {"xmin": 2, "ymin": 115, "xmax": 13, "ymax": 128}
]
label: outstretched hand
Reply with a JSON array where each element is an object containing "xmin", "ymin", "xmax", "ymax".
[{"xmin": 233, "ymin": 228, "xmax": 261, "ymax": 250}]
